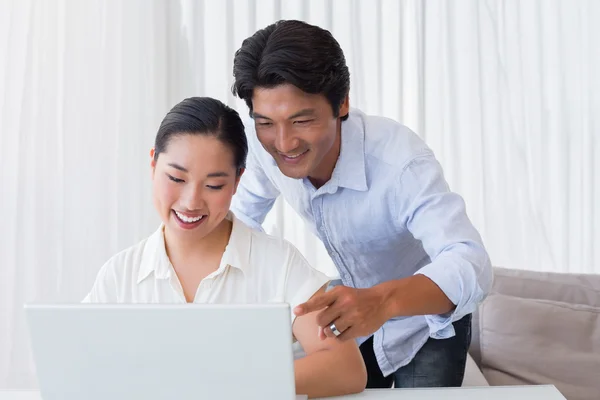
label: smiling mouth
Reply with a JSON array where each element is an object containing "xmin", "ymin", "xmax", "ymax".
[
  {"xmin": 278, "ymin": 150, "xmax": 308, "ymax": 162},
  {"xmin": 173, "ymin": 210, "xmax": 205, "ymax": 224}
]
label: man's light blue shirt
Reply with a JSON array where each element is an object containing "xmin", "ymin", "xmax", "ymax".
[{"xmin": 231, "ymin": 108, "xmax": 493, "ymax": 376}]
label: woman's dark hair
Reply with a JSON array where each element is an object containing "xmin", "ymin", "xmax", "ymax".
[
  {"xmin": 154, "ymin": 97, "xmax": 247, "ymax": 175},
  {"xmin": 232, "ymin": 20, "xmax": 350, "ymax": 121}
]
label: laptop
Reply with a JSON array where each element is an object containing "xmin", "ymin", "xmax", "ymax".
[{"xmin": 25, "ymin": 303, "xmax": 307, "ymax": 400}]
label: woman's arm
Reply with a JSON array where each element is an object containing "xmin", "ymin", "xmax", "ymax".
[{"xmin": 292, "ymin": 287, "xmax": 367, "ymax": 398}]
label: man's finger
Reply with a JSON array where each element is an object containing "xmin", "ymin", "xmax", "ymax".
[
  {"xmin": 315, "ymin": 301, "xmax": 342, "ymax": 328},
  {"xmin": 293, "ymin": 290, "xmax": 337, "ymax": 316},
  {"xmin": 323, "ymin": 317, "xmax": 350, "ymax": 339},
  {"xmin": 323, "ymin": 325, "xmax": 336, "ymax": 339},
  {"xmin": 335, "ymin": 326, "xmax": 357, "ymax": 342}
]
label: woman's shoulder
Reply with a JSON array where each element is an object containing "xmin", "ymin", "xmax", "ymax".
[
  {"xmin": 244, "ymin": 225, "xmax": 299, "ymax": 260},
  {"xmin": 241, "ymin": 224, "xmax": 320, "ymax": 279},
  {"xmin": 97, "ymin": 228, "xmax": 161, "ymax": 278},
  {"xmin": 241, "ymin": 223, "xmax": 330, "ymax": 310},
  {"xmin": 229, "ymin": 213, "xmax": 319, "ymax": 275},
  {"xmin": 84, "ymin": 228, "xmax": 162, "ymax": 302}
]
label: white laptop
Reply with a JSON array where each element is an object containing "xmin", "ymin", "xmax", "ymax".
[{"xmin": 25, "ymin": 303, "xmax": 307, "ymax": 400}]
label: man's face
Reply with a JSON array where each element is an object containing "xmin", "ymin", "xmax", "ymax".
[{"xmin": 251, "ymin": 84, "xmax": 349, "ymax": 182}]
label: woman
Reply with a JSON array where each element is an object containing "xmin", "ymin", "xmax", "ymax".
[{"xmin": 84, "ymin": 97, "xmax": 367, "ymax": 398}]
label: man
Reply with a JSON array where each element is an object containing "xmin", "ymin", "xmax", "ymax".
[{"xmin": 230, "ymin": 20, "xmax": 493, "ymax": 388}]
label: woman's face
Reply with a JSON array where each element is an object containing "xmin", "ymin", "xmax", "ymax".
[{"xmin": 150, "ymin": 134, "xmax": 242, "ymax": 242}]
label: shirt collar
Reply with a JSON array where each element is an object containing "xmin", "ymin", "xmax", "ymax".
[
  {"xmin": 136, "ymin": 212, "xmax": 252, "ymax": 284},
  {"xmin": 327, "ymin": 110, "xmax": 368, "ymax": 192},
  {"xmin": 221, "ymin": 212, "xmax": 252, "ymax": 273}
]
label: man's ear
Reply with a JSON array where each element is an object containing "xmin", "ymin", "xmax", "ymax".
[
  {"xmin": 150, "ymin": 148, "xmax": 157, "ymax": 178},
  {"xmin": 233, "ymin": 168, "xmax": 245, "ymax": 195},
  {"xmin": 339, "ymin": 94, "xmax": 350, "ymax": 119}
]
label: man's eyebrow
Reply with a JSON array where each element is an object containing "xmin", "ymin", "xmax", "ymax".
[
  {"xmin": 252, "ymin": 109, "xmax": 317, "ymax": 120},
  {"xmin": 287, "ymin": 109, "xmax": 316, "ymax": 119},
  {"xmin": 252, "ymin": 112, "xmax": 271, "ymax": 120}
]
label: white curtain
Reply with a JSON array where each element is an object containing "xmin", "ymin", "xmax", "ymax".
[
  {"xmin": 1, "ymin": 0, "xmax": 598, "ymax": 389},
  {"xmin": 0, "ymin": 0, "xmax": 171, "ymax": 388}
]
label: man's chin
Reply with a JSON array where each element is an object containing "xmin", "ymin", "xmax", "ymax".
[{"xmin": 276, "ymin": 163, "xmax": 309, "ymax": 180}]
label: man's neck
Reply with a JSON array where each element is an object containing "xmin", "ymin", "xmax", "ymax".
[{"xmin": 308, "ymin": 121, "xmax": 342, "ymax": 189}]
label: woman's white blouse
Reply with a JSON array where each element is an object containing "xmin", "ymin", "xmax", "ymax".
[{"xmin": 83, "ymin": 212, "xmax": 330, "ymax": 324}]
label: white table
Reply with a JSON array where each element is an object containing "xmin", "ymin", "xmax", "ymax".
[
  {"xmin": 0, "ymin": 385, "xmax": 567, "ymax": 399},
  {"xmin": 315, "ymin": 385, "xmax": 567, "ymax": 399}
]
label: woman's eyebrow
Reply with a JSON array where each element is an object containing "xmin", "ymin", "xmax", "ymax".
[
  {"xmin": 167, "ymin": 163, "xmax": 188, "ymax": 172},
  {"xmin": 207, "ymin": 172, "xmax": 229, "ymax": 178}
]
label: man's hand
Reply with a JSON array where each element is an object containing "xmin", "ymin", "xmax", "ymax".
[
  {"xmin": 294, "ymin": 275, "xmax": 456, "ymax": 341},
  {"xmin": 293, "ymin": 285, "xmax": 390, "ymax": 341}
]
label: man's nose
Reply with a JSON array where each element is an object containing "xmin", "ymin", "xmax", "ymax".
[{"xmin": 275, "ymin": 126, "xmax": 300, "ymax": 154}]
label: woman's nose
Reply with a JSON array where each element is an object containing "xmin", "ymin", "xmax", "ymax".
[{"xmin": 182, "ymin": 186, "xmax": 206, "ymax": 211}]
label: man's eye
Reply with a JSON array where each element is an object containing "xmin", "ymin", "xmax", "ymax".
[
  {"xmin": 257, "ymin": 121, "xmax": 272, "ymax": 127},
  {"xmin": 167, "ymin": 174, "xmax": 184, "ymax": 183},
  {"xmin": 207, "ymin": 185, "xmax": 225, "ymax": 190},
  {"xmin": 294, "ymin": 119, "xmax": 313, "ymax": 124}
]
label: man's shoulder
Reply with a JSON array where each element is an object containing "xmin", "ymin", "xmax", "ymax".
[
  {"xmin": 242, "ymin": 117, "xmax": 261, "ymax": 149},
  {"xmin": 241, "ymin": 117, "xmax": 277, "ymax": 167},
  {"xmin": 350, "ymin": 109, "xmax": 433, "ymax": 169}
]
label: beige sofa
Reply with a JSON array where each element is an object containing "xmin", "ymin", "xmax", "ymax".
[{"xmin": 463, "ymin": 267, "xmax": 600, "ymax": 400}]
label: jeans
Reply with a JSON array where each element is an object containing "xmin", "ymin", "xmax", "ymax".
[{"xmin": 360, "ymin": 313, "xmax": 472, "ymax": 388}]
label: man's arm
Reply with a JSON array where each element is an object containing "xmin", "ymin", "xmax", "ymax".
[
  {"xmin": 377, "ymin": 275, "xmax": 454, "ymax": 317},
  {"xmin": 231, "ymin": 137, "xmax": 280, "ymax": 231},
  {"xmin": 293, "ymin": 287, "xmax": 367, "ymax": 398},
  {"xmin": 391, "ymin": 153, "xmax": 493, "ymax": 336}
]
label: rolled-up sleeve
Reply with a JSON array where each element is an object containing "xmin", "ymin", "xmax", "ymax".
[{"xmin": 397, "ymin": 153, "xmax": 493, "ymax": 339}]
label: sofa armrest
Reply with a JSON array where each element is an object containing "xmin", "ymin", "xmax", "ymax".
[{"xmin": 462, "ymin": 353, "xmax": 489, "ymax": 386}]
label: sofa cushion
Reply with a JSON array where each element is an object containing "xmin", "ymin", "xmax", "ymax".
[
  {"xmin": 470, "ymin": 267, "xmax": 600, "ymax": 366},
  {"xmin": 490, "ymin": 267, "xmax": 600, "ymax": 306},
  {"xmin": 479, "ymin": 293, "xmax": 600, "ymax": 400}
]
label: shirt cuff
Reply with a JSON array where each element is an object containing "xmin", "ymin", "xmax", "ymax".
[{"xmin": 415, "ymin": 259, "xmax": 482, "ymax": 339}]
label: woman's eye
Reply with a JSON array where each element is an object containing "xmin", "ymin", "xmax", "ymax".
[
  {"xmin": 207, "ymin": 185, "xmax": 225, "ymax": 190},
  {"xmin": 167, "ymin": 174, "xmax": 184, "ymax": 183}
]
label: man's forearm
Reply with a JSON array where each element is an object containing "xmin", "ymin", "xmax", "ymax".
[
  {"xmin": 376, "ymin": 274, "xmax": 455, "ymax": 320},
  {"xmin": 294, "ymin": 342, "xmax": 366, "ymax": 398}
]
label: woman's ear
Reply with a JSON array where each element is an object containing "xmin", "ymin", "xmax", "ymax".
[
  {"xmin": 150, "ymin": 148, "xmax": 157, "ymax": 178},
  {"xmin": 233, "ymin": 168, "xmax": 245, "ymax": 195}
]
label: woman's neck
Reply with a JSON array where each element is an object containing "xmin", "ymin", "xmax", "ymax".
[
  {"xmin": 163, "ymin": 219, "xmax": 233, "ymax": 303},
  {"xmin": 163, "ymin": 218, "xmax": 233, "ymax": 267}
]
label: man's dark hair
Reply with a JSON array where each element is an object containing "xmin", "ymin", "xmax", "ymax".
[
  {"xmin": 232, "ymin": 20, "xmax": 350, "ymax": 121},
  {"xmin": 154, "ymin": 97, "xmax": 247, "ymax": 175}
]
